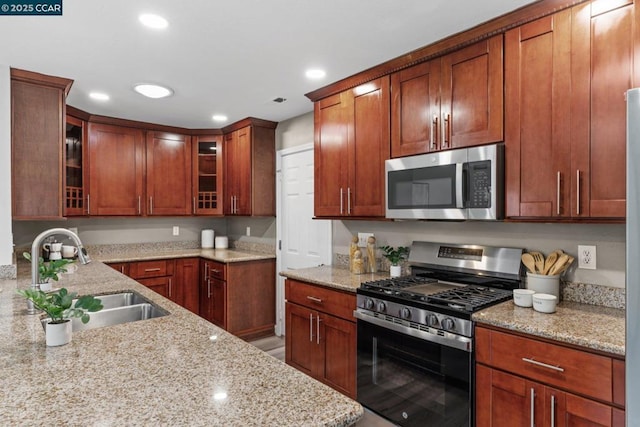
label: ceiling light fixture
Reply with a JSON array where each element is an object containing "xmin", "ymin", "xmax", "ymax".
[
  {"xmin": 139, "ymin": 13, "xmax": 168, "ymax": 29},
  {"xmin": 133, "ymin": 83, "xmax": 174, "ymax": 99},
  {"xmin": 305, "ymin": 69, "xmax": 326, "ymax": 79},
  {"xmin": 212, "ymin": 114, "xmax": 228, "ymax": 122},
  {"xmin": 89, "ymin": 92, "xmax": 110, "ymax": 101}
]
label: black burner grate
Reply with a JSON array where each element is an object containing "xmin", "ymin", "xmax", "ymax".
[{"xmin": 426, "ymin": 286, "xmax": 513, "ymax": 311}]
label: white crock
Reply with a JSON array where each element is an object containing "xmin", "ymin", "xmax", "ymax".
[{"xmin": 390, "ymin": 265, "xmax": 402, "ymax": 278}]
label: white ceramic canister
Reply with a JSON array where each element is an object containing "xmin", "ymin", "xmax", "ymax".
[
  {"xmin": 526, "ymin": 273, "xmax": 560, "ymax": 299},
  {"xmin": 215, "ymin": 236, "xmax": 229, "ymax": 249},
  {"xmin": 201, "ymin": 229, "xmax": 215, "ymax": 249}
]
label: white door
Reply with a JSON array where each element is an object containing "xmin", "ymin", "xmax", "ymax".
[{"xmin": 275, "ymin": 143, "xmax": 332, "ymax": 336}]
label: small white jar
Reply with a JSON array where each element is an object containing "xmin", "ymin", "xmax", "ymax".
[
  {"xmin": 513, "ymin": 289, "xmax": 536, "ymax": 307},
  {"xmin": 532, "ymin": 293, "xmax": 557, "ymax": 313}
]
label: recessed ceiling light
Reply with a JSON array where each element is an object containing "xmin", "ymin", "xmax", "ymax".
[
  {"xmin": 212, "ymin": 115, "xmax": 228, "ymax": 122},
  {"xmin": 133, "ymin": 83, "xmax": 173, "ymax": 99},
  {"xmin": 305, "ymin": 69, "xmax": 326, "ymax": 79},
  {"xmin": 139, "ymin": 13, "xmax": 168, "ymax": 29},
  {"xmin": 89, "ymin": 92, "xmax": 110, "ymax": 101}
]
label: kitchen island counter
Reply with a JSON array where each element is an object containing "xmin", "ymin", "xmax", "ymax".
[
  {"xmin": 93, "ymin": 247, "xmax": 276, "ymax": 264},
  {"xmin": 0, "ymin": 262, "xmax": 362, "ymax": 426},
  {"xmin": 473, "ymin": 300, "xmax": 625, "ymax": 356}
]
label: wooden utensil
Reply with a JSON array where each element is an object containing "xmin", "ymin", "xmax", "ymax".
[
  {"xmin": 521, "ymin": 253, "xmax": 536, "ymax": 274},
  {"xmin": 556, "ymin": 255, "xmax": 574, "ymax": 275},
  {"xmin": 549, "ymin": 254, "xmax": 570, "ymax": 276},
  {"xmin": 530, "ymin": 251, "xmax": 545, "ymax": 274},
  {"xmin": 542, "ymin": 252, "xmax": 559, "ymax": 275}
]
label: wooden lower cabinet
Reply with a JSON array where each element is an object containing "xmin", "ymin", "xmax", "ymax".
[
  {"xmin": 200, "ymin": 258, "xmax": 276, "ymax": 340},
  {"xmin": 476, "ymin": 325, "xmax": 624, "ymax": 427},
  {"xmin": 285, "ymin": 279, "xmax": 357, "ymax": 399},
  {"xmin": 173, "ymin": 258, "xmax": 200, "ymax": 314},
  {"xmin": 136, "ymin": 276, "xmax": 170, "ymax": 299}
]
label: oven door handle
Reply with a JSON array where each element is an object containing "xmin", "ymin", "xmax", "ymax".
[{"xmin": 354, "ymin": 310, "xmax": 472, "ymax": 352}]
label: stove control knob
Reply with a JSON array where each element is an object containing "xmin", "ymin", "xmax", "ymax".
[
  {"xmin": 376, "ymin": 301, "xmax": 387, "ymax": 313},
  {"xmin": 400, "ymin": 307, "xmax": 411, "ymax": 319},
  {"xmin": 441, "ymin": 318, "xmax": 456, "ymax": 331},
  {"xmin": 364, "ymin": 298, "xmax": 375, "ymax": 310},
  {"xmin": 427, "ymin": 314, "xmax": 439, "ymax": 327}
]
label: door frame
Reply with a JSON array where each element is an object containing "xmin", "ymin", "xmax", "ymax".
[{"xmin": 275, "ymin": 143, "xmax": 332, "ymax": 336}]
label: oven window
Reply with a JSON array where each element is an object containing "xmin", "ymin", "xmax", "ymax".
[
  {"xmin": 387, "ymin": 164, "xmax": 456, "ymax": 209},
  {"xmin": 357, "ymin": 321, "xmax": 470, "ymax": 427}
]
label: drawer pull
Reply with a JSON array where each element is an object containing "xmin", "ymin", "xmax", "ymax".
[
  {"xmin": 306, "ymin": 296, "xmax": 323, "ymax": 303},
  {"xmin": 211, "ymin": 269, "xmax": 221, "ymax": 274},
  {"xmin": 530, "ymin": 388, "xmax": 535, "ymax": 427},
  {"xmin": 144, "ymin": 268, "xmax": 162, "ymax": 272},
  {"xmin": 522, "ymin": 357, "xmax": 565, "ymax": 372}
]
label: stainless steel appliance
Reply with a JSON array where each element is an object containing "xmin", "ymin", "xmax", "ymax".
[
  {"xmin": 385, "ymin": 143, "xmax": 504, "ymax": 220},
  {"xmin": 355, "ymin": 241, "xmax": 524, "ymax": 426},
  {"xmin": 626, "ymin": 88, "xmax": 639, "ymax": 426}
]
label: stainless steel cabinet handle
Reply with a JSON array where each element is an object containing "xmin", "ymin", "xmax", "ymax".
[
  {"xmin": 144, "ymin": 268, "xmax": 161, "ymax": 272},
  {"xmin": 230, "ymin": 196, "xmax": 234, "ymax": 214},
  {"xmin": 443, "ymin": 113, "xmax": 451, "ymax": 148},
  {"xmin": 149, "ymin": 196, "xmax": 153, "ymax": 215},
  {"xmin": 87, "ymin": 194, "xmax": 90, "ymax": 215},
  {"xmin": 347, "ymin": 188, "xmax": 352, "ymax": 215},
  {"xmin": 204, "ymin": 263, "xmax": 209, "ymax": 278},
  {"xmin": 309, "ymin": 313, "xmax": 314, "ymax": 342},
  {"xmin": 207, "ymin": 278, "xmax": 211, "ymax": 298},
  {"xmin": 430, "ymin": 115, "xmax": 438, "ymax": 150},
  {"xmin": 316, "ymin": 315, "xmax": 321, "ymax": 344},
  {"xmin": 193, "ymin": 196, "xmax": 196, "ymax": 214},
  {"xmin": 522, "ymin": 357, "xmax": 565, "ymax": 372},
  {"xmin": 530, "ymin": 388, "xmax": 535, "ymax": 427},
  {"xmin": 556, "ymin": 171, "xmax": 561, "ymax": 215},
  {"xmin": 306, "ymin": 296, "xmax": 323, "ymax": 303},
  {"xmin": 576, "ymin": 169, "xmax": 581, "ymax": 215},
  {"xmin": 138, "ymin": 196, "xmax": 141, "ymax": 215},
  {"xmin": 551, "ymin": 394, "xmax": 556, "ymax": 427},
  {"xmin": 340, "ymin": 188, "xmax": 344, "ymax": 215}
]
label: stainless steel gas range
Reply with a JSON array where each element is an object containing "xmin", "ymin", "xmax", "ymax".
[{"xmin": 354, "ymin": 241, "xmax": 524, "ymax": 427}]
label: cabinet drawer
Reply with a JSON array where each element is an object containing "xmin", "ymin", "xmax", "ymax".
[
  {"xmin": 130, "ymin": 260, "xmax": 172, "ymax": 279},
  {"xmin": 478, "ymin": 327, "xmax": 613, "ymax": 402},
  {"xmin": 204, "ymin": 260, "xmax": 226, "ymax": 280},
  {"xmin": 285, "ymin": 279, "xmax": 356, "ymax": 321}
]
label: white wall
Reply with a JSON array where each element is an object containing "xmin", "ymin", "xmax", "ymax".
[
  {"xmin": 275, "ymin": 111, "xmax": 313, "ymax": 151},
  {"xmin": 0, "ymin": 65, "xmax": 13, "ymax": 265}
]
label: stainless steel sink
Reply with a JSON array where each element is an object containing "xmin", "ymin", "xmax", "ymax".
[{"xmin": 40, "ymin": 291, "xmax": 169, "ymax": 332}]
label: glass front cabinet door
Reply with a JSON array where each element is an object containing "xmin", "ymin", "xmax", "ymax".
[{"xmin": 193, "ymin": 135, "xmax": 224, "ymax": 215}]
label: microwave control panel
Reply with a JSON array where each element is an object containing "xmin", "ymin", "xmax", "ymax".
[{"xmin": 466, "ymin": 160, "xmax": 491, "ymax": 208}]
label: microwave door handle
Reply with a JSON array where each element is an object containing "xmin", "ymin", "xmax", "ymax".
[{"xmin": 456, "ymin": 163, "xmax": 464, "ymax": 208}]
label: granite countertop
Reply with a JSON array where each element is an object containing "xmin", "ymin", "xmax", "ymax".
[
  {"xmin": 0, "ymin": 262, "xmax": 362, "ymax": 426},
  {"xmin": 279, "ymin": 265, "xmax": 390, "ymax": 293},
  {"xmin": 473, "ymin": 300, "xmax": 625, "ymax": 356},
  {"xmin": 93, "ymin": 247, "xmax": 276, "ymax": 264}
]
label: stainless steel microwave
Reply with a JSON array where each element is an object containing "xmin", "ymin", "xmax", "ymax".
[{"xmin": 385, "ymin": 143, "xmax": 504, "ymax": 220}]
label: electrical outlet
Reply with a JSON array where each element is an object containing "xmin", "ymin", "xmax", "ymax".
[
  {"xmin": 357, "ymin": 232, "xmax": 374, "ymax": 247},
  {"xmin": 578, "ymin": 245, "xmax": 596, "ymax": 269},
  {"xmin": 172, "ymin": 226, "xmax": 180, "ymax": 236}
]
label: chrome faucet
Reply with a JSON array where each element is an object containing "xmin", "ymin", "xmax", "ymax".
[{"xmin": 30, "ymin": 228, "xmax": 91, "ymax": 287}]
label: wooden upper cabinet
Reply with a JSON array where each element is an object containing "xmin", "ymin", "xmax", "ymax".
[
  {"xmin": 223, "ymin": 122, "xmax": 276, "ymax": 216},
  {"xmin": 390, "ymin": 36, "xmax": 503, "ymax": 157},
  {"xmin": 571, "ymin": 0, "xmax": 636, "ymax": 219},
  {"xmin": 64, "ymin": 115, "xmax": 87, "ymax": 216},
  {"xmin": 146, "ymin": 131, "xmax": 192, "ymax": 216},
  {"xmin": 391, "ymin": 60, "xmax": 441, "ymax": 156},
  {"xmin": 193, "ymin": 135, "xmax": 223, "ymax": 215},
  {"xmin": 88, "ymin": 123, "xmax": 145, "ymax": 216},
  {"xmin": 441, "ymin": 35, "xmax": 504, "ymax": 150},
  {"xmin": 505, "ymin": 10, "xmax": 573, "ymax": 218},
  {"xmin": 11, "ymin": 68, "xmax": 72, "ymax": 220},
  {"xmin": 315, "ymin": 77, "xmax": 390, "ymax": 217},
  {"xmin": 507, "ymin": 0, "xmax": 635, "ymax": 220},
  {"xmin": 314, "ymin": 92, "xmax": 350, "ymax": 217}
]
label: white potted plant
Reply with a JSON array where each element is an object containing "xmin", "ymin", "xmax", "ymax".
[
  {"xmin": 23, "ymin": 252, "xmax": 75, "ymax": 291},
  {"xmin": 17, "ymin": 288, "xmax": 103, "ymax": 346},
  {"xmin": 381, "ymin": 245, "xmax": 409, "ymax": 278}
]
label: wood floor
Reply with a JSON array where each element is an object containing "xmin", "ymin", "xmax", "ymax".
[{"xmin": 248, "ymin": 335, "xmax": 397, "ymax": 427}]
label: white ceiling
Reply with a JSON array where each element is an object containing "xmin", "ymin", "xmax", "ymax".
[{"xmin": 1, "ymin": 0, "xmax": 536, "ymax": 129}]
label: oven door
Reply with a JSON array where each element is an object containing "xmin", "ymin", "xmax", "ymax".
[{"xmin": 357, "ymin": 317, "xmax": 472, "ymax": 427}]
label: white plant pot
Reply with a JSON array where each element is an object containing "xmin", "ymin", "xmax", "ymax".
[
  {"xmin": 45, "ymin": 320, "xmax": 72, "ymax": 347},
  {"xmin": 39, "ymin": 281, "xmax": 53, "ymax": 292},
  {"xmin": 390, "ymin": 265, "xmax": 402, "ymax": 278}
]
